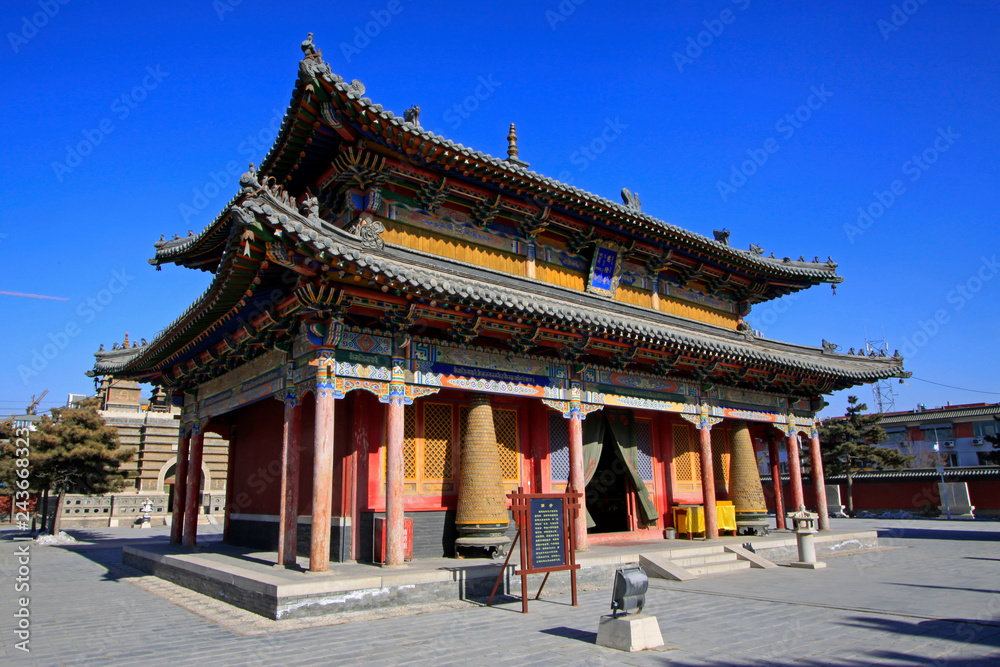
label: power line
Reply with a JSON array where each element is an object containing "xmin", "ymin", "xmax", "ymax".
[{"xmin": 910, "ymin": 377, "xmax": 1000, "ymax": 396}]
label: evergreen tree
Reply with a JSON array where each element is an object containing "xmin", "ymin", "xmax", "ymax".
[
  {"xmin": 819, "ymin": 396, "xmax": 912, "ymax": 515},
  {"xmin": 29, "ymin": 397, "xmax": 133, "ymax": 534}
]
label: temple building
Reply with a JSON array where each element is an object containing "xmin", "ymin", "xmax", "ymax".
[{"xmin": 90, "ymin": 37, "xmax": 907, "ymax": 572}]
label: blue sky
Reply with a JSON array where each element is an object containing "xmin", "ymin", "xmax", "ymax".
[{"xmin": 1, "ymin": 0, "xmax": 997, "ymax": 418}]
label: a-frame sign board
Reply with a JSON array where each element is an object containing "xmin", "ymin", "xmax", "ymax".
[{"xmin": 487, "ymin": 487, "xmax": 581, "ymax": 613}]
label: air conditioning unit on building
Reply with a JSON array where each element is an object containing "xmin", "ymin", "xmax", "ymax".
[
  {"xmin": 972, "ymin": 438, "xmax": 985, "ymax": 446},
  {"xmin": 942, "ymin": 440, "xmax": 955, "ymax": 448}
]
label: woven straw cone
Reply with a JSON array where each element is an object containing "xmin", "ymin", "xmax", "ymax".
[
  {"xmin": 456, "ymin": 394, "xmax": 508, "ymax": 526},
  {"xmin": 729, "ymin": 421, "xmax": 768, "ymax": 515}
]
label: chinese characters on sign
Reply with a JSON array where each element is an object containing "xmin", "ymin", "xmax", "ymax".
[
  {"xmin": 587, "ymin": 244, "xmax": 622, "ymax": 296},
  {"xmin": 529, "ymin": 498, "xmax": 565, "ymax": 569}
]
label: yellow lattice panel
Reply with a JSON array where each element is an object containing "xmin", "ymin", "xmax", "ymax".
[
  {"xmin": 672, "ymin": 423, "xmax": 701, "ymax": 494},
  {"xmin": 536, "ymin": 262, "xmax": 586, "ymax": 291},
  {"xmin": 403, "ymin": 403, "xmax": 417, "ymax": 480},
  {"xmin": 381, "ymin": 220, "xmax": 526, "ymax": 277},
  {"xmin": 422, "ymin": 403, "xmax": 453, "ymax": 480},
  {"xmin": 494, "ymin": 408, "xmax": 520, "ymax": 481}
]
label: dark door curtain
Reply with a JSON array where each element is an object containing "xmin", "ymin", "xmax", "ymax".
[
  {"xmin": 581, "ymin": 413, "xmax": 605, "ymax": 528},
  {"xmin": 604, "ymin": 409, "xmax": 658, "ymax": 525},
  {"xmin": 581, "ymin": 410, "xmax": 658, "ymax": 528}
]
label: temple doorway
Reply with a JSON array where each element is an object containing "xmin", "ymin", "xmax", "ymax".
[
  {"xmin": 584, "ymin": 431, "xmax": 632, "ymax": 533},
  {"xmin": 582, "ymin": 409, "xmax": 658, "ymax": 534}
]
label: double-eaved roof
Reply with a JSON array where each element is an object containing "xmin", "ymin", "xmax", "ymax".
[{"xmin": 92, "ymin": 37, "xmax": 906, "ymax": 397}]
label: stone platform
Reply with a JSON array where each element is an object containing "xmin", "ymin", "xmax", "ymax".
[{"xmin": 122, "ymin": 528, "xmax": 878, "ymax": 620}]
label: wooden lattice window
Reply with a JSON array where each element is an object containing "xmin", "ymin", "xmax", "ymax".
[
  {"xmin": 423, "ymin": 403, "xmax": 453, "ymax": 480},
  {"xmin": 672, "ymin": 423, "xmax": 701, "ymax": 495},
  {"xmin": 494, "ymin": 408, "xmax": 519, "ymax": 481},
  {"xmin": 384, "ymin": 401, "xmax": 456, "ymax": 496},
  {"xmin": 403, "ymin": 403, "xmax": 417, "ymax": 480}
]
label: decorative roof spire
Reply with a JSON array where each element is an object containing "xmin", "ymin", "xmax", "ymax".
[{"xmin": 506, "ymin": 123, "xmax": 528, "ymax": 168}]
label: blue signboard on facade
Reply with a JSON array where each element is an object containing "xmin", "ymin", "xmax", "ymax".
[{"xmin": 587, "ymin": 244, "xmax": 622, "ymax": 297}]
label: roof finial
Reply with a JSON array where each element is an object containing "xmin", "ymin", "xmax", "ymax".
[
  {"xmin": 506, "ymin": 123, "xmax": 528, "ymax": 168},
  {"xmin": 123, "ymin": 332, "xmax": 129, "ymax": 348}
]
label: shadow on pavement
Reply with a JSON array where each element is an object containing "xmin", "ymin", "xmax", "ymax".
[
  {"xmin": 875, "ymin": 527, "xmax": 1000, "ymax": 542},
  {"xmin": 540, "ymin": 626, "xmax": 597, "ymax": 644},
  {"xmin": 838, "ymin": 615, "xmax": 1000, "ymax": 656},
  {"xmin": 24, "ymin": 527, "xmax": 224, "ymax": 582},
  {"xmin": 890, "ymin": 582, "xmax": 1000, "ymax": 596}
]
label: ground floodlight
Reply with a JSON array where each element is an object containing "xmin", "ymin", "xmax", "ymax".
[{"xmin": 610, "ymin": 566, "xmax": 648, "ymax": 618}]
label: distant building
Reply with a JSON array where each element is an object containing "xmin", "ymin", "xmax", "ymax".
[
  {"xmin": 877, "ymin": 403, "xmax": 1000, "ymax": 467},
  {"xmin": 50, "ymin": 377, "xmax": 230, "ymax": 528}
]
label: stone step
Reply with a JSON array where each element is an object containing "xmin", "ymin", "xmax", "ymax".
[
  {"xmin": 662, "ymin": 545, "xmax": 725, "ymax": 559},
  {"xmin": 688, "ymin": 560, "xmax": 753, "ymax": 576},
  {"xmin": 670, "ymin": 552, "xmax": 739, "ymax": 568}
]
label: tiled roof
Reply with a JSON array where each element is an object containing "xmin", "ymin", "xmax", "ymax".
[
  {"xmin": 96, "ymin": 185, "xmax": 905, "ymax": 387},
  {"xmin": 879, "ymin": 405, "xmax": 1000, "ymax": 425},
  {"xmin": 156, "ymin": 44, "xmax": 844, "ymax": 289}
]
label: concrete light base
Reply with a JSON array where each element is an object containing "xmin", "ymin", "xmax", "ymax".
[
  {"xmin": 789, "ymin": 561, "xmax": 827, "ymax": 569},
  {"xmin": 596, "ymin": 614, "xmax": 664, "ymax": 652}
]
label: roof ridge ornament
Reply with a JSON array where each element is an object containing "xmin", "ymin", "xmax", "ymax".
[
  {"xmin": 301, "ymin": 33, "xmax": 320, "ymax": 58},
  {"xmin": 506, "ymin": 123, "xmax": 529, "ymax": 168},
  {"xmin": 713, "ymin": 229, "xmax": 731, "ymax": 246},
  {"xmin": 621, "ymin": 188, "xmax": 641, "ymax": 212},
  {"xmin": 403, "ymin": 105, "xmax": 420, "ymax": 126}
]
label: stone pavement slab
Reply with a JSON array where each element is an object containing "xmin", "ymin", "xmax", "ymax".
[{"xmin": 1, "ymin": 519, "xmax": 998, "ymax": 665}]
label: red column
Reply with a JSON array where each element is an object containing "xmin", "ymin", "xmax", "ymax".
[
  {"xmin": 697, "ymin": 426, "xmax": 719, "ymax": 539},
  {"xmin": 170, "ymin": 429, "xmax": 190, "ymax": 545},
  {"xmin": 311, "ymin": 381, "xmax": 335, "ymax": 572},
  {"xmin": 182, "ymin": 425, "xmax": 205, "ymax": 548},
  {"xmin": 786, "ymin": 433, "xmax": 805, "ymax": 512},
  {"xmin": 385, "ymin": 397, "xmax": 405, "ymax": 566},
  {"xmin": 567, "ymin": 411, "xmax": 588, "ymax": 551},
  {"xmin": 768, "ymin": 436, "xmax": 786, "ymax": 530},
  {"xmin": 809, "ymin": 432, "xmax": 830, "ymax": 530},
  {"xmin": 278, "ymin": 398, "xmax": 302, "ymax": 567}
]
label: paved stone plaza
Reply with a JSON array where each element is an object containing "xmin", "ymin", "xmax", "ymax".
[{"xmin": 2, "ymin": 519, "xmax": 998, "ymax": 665}]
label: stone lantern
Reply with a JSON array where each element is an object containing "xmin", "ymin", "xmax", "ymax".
[{"xmin": 789, "ymin": 505, "xmax": 825, "ymax": 569}]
